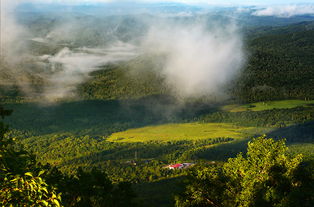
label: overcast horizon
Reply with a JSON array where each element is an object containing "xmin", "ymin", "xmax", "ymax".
[{"xmin": 2, "ymin": 0, "xmax": 314, "ymax": 6}]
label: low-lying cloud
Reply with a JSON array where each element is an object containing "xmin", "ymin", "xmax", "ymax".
[
  {"xmin": 1, "ymin": 1, "xmax": 246, "ymax": 102},
  {"xmin": 39, "ymin": 43, "xmax": 138, "ymax": 101},
  {"xmin": 0, "ymin": 0, "xmax": 30, "ymax": 64},
  {"xmin": 253, "ymin": 5, "xmax": 314, "ymax": 18},
  {"xmin": 143, "ymin": 22, "xmax": 244, "ymax": 99}
]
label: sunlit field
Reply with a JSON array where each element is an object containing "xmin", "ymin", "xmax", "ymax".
[
  {"xmin": 108, "ymin": 123, "xmax": 254, "ymax": 142},
  {"xmin": 222, "ymin": 100, "xmax": 314, "ymax": 112}
]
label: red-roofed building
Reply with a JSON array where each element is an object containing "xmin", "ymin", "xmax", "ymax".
[
  {"xmin": 165, "ymin": 163, "xmax": 195, "ymax": 170},
  {"xmin": 168, "ymin": 163, "xmax": 183, "ymax": 169}
]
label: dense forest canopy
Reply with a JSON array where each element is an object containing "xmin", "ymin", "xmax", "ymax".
[{"xmin": 1, "ymin": 1, "xmax": 314, "ymax": 207}]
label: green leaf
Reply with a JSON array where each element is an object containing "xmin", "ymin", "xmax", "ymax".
[
  {"xmin": 53, "ymin": 199, "xmax": 60, "ymax": 207},
  {"xmin": 42, "ymin": 187, "xmax": 48, "ymax": 194},
  {"xmin": 41, "ymin": 200, "xmax": 48, "ymax": 206},
  {"xmin": 38, "ymin": 170, "xmax": 45, "ymax": 177},
  {"xmin": 24, "ymin": 172, "xmax": 33, "ymax": 177}
]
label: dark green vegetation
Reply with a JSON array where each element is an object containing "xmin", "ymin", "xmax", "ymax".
[
  {"xmin": 234, "ymin": 21, "xmax": 314, "ymax": 102},
  {"xmin": 2, "ymin": 107, "xmax": 313, "ymax": 206},
  {"xmin": 0, "ymin": 107, "xmax": 62, "ymax": 206},
  {"xmin": 1, "ymin": 99, "xmax": 313, "ymax": 206},
  {"xmin": 176, "ymin": 137, "xmax": 313, "ymax": 207},
  {"xmin": 0, "ymin": 107, "xmax": 138, "ymax": 207},
  {"xmin": 54, "ymin": 20, "xmax": 314, "ymax": 102},
  {"xmin": 2, "ymin": 22, "xmax": 314, "ymax": 103},
  {"xmin": 78, "ymin": 61, "xmax": 167, "ymax": 100},
  {"xmin": 1, "ymin": 21, "xmax": 314, "ymax": 206}
]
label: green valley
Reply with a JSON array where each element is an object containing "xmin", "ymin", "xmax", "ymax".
[{"xmin": 1, "ymin": 3, "xmax": 314, "ymax": 207}]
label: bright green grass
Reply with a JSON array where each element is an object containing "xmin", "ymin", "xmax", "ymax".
[
  {"xmin": 222, "ymin": 100, "xmax": 314, "ymax": 112},
  {"xmin": 107, "ymin": 123, "xmax": 254, "ymax": 142}
]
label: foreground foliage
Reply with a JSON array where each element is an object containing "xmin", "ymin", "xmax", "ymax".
[
  {"xmin": 176, "ymin": 136, "xmax": 314, "ymax": 207},
  {"xmin": 0, "ymin": 106, "xmax": 137, "ymax": 207},
  {"xmin": 0, "ymin": 106, "xmax": 62, "ymax": 206}
]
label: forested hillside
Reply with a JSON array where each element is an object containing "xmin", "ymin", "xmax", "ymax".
[
  {"xmin": 65, "ymin": 21, "xmax": 314, "ymax": 102},
  {"xmin": 1, "ymin": 12, "xmax": 314, "ymax": 207},
  {"xmin": 234, "ymin": 21, "xmax": 314, "ymax": 101},
  {"xmin": 1, "ymin": 21, "xmax": 314, "ymax": 103}
]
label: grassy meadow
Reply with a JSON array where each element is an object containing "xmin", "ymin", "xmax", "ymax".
[
  {"xmin": 222, "ymin": 99, "xmax": 314, "ymax": 112},
  {"xmin": 108, "ymin": 123, "xmax": 254, "ymax": 142}
]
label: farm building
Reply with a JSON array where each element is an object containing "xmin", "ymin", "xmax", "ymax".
[{"xmin": 165, "ymin": 163, "xmax": 194, "ymax": 170}]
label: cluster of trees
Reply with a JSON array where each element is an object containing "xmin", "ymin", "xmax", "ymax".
[
  {"xmin": 176, "ymin": 136, "xmax": 314, "ymax": 207},
  {"xmin": 78, "ymin": 62, "xmax": 166, "ymax": 100},
  {"xmin": 0, "ymin": 106, "xmax": 138, "ymax": 207},
  {"xmin": 3, "ymin": 105, "xmax": 314, "ymax": 207},
  {"xmin": 198, "ymin": 107, "xmax": 314, "ymax": 129},
  {"xmin": 233, "ymin": 22, "xmax": 314, "ymax": 102},
  {"xmin": 0, "ymin": 106, "xmax": 62, "ymax": 206},
  {"xmin": 12, "ymin": 130, "xmax": 231, "ymax": 182}
]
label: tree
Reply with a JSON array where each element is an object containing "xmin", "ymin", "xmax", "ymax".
[
  {"xmin": 0, "ymin": 106, "xmax": 138, "ymax": 207},
  {"xmin": 60, "ymin": 167, "xmax": 137, "ymax": 207},
  {"xmin": 0, "ymin": 106, "xmax": 62, "ymax": 207},
  {"xmin": 176, "ymin": 136, "xmax": 313, "ymax": 207}
]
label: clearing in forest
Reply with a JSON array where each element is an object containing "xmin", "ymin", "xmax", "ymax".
[
  {"xmin": 108, "ymin": 123, "xmax": 253, "ymax": 142},
  {"xmin": 222, "ymin": 100, "xmax": 314, "ymax": 112}
]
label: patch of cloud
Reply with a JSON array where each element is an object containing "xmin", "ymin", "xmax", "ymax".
[
  {"xmin": 39, "ymin": 42, "xmax": 138, "ymax": 101},
  {"xmin": 0, "ymin": 0, "xmax": 30, "ymax": 64},
  {"xmin": 252, "ymin": 4, "xmax": 314, "ymax": 18},
  {"xmin": 1, "ymin": 0, "xmax": 246, "ymax": 102},
  {"xmin": 142, "ymin": 21, "xmax": 245, "ymax": 99},
  {"xmin": 235, "ymin": 7, "xmax": 253, "ymax": 13}
]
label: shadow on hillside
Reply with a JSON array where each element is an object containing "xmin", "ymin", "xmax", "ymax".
[
  {"xmin": 189, "ymin": 121, "xmax": 314, "ymax": 161},
  {"xmin": 268, "ymin": 121, "xmax": 314, "ymax": 143},
  {"xmin": 134, "ymin": 176, "xmax": 185, "ymax": 207},
  {"xmin": 4, "ymin": 94, "xmax": 219, "ymax": 136},
  {"xmin": 60, "ymin": 142, "xmax": 185, "ymax": 166},
  {"xmin": 195, "ymin": 139, "xmax": 250, "ymax": 161}
]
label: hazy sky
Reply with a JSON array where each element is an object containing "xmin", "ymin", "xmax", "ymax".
[{"xmin": 8, "ymin": 0, "xmax": 314, "ymax": 6}]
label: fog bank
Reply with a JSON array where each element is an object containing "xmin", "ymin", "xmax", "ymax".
[{"xmin": 1, "ymin": 1, "xmax": 246, "ymax": 102}]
